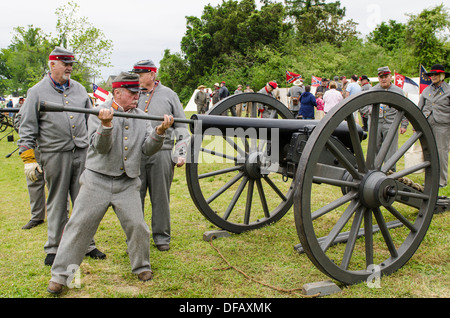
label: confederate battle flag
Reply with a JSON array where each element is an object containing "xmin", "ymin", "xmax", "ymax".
[{"xmin": 286, "ymin": 71, "xmax": 302, "ymax": 84}]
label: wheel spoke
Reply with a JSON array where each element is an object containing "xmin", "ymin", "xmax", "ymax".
[
  {"xmin": 373, "ymin": 208, "xmax": 398, "ymax": 258},
  {"xmin": 326, "ymin": 139, "xmax": 361, "ymax": 180},
  {"xmin": 206, "ymin": 172, "xmax": 244, "ymax": 204},
  {"xmin": 381, "ymin": 132, "xmax": 423, "ymax": 173},
  {"xmin": 374, "ymin": 111, "xmax": 405, "ymax": 170},
  {"xmin": 199, "ymin": 166, "xmax": 242, "ymax": 179},
  {"xmin": 223, "ymin": 176, "xmax": 249, "ymax": 220},
  {"xmin": 313, "ymin": 176, "xmax": 360, "ymax": 188},
  {"xmin": 312, "ymin": 191, "xmax": 358, "ymax": 220},
  {"xmin": 345, "ymin": 114, "xmax": 367, "ymax": 173},
  {"xmin": 320, "ymin": 200, "xmax": 360, "ymax": 252},
  {"xmin": 388, "ymin": 161, "xmax": 430, "ymax": 180},
  {"xmin": 224, "ymin": 136, "xmax": 246, "ymax": 157},
  {"xmin": 366, "ymin": 104, "xmax": 380, "ymax": 170},
  {"xmin": 256, "ymin": 179, "xmax": 271, "ymax": 218},
  {"xmin": 364, "ymin": 208, "xmax": 374, "ymax": 267},
  {"xmin": 385, "ymin": 205, "xmax": 417, "ymax": 232},
  {"xmin": 341, "ymin": 207, "xmax": 365, "ymax": 270},
  {"xmin": 263, "ymin": 175, "xmax": 288, "ymax": 202},
  {"xmin": 396, "ymin": 190, "xmax": 430, "ymax": 201},
  {"xmin": 201, "ymin": 147, "xmax": 237, "ymax": 162},
  {"xmin": 244, "ymin": 180, "xmax": 255, "ymax": 224}
]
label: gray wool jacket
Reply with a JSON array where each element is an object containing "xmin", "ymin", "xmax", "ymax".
[
  {"xmin": 137, "ymin": 81, "xmax": 190, "ymax": 159},
  {"xmin": 19, "ymin": 73, "xmax": 91, "ymax": 154},
  {"xmin": 85, "ymin": 100, "xmax": 165, "ymax": 178}
]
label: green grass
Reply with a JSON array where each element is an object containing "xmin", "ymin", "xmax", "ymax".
[{"xmin": 0, "ymin": 115, "xmax": 448, "ymax": 299}]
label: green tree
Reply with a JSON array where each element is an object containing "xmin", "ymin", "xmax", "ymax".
[
  {"xmin": 54, "ymin": 1, "xmax": 113, "ymax": 87},
  {"xmin": 284, "ymin": 0, "xmax": 358, "ymax": 46},
  {"xmin": 405, "ymin": 4, "xmax": 450, "ymax": 69},
  {"xmin": 180, "ymin": 0, "xmax": 285, "ymax": 78},
  {"xmin": 0, "ymin": 26, "xmax": 55, "ymax": 96},
  {"xmin": 367, "ymin": 20, "xmax": 407, "ymax": 52}
]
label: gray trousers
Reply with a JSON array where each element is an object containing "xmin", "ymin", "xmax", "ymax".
[
  {"xmin": 26, "ymin": 149, "xmax": 46, "ymax": 222},
  {"xmin": 376, "ymin": 122, "xmax": 399, "ymax": 171},
  {"xmin": 428, "ymin": 117, "xmax": 449, "ymax": 187},
  {"xmin": 39, "ymin": 148, "xmax": 95, "ymax": 254},
  {"xmin": 140, "ymin": 150, "xmax": 174, "ymax": 245},
  {"xmin": 50, "ymin": 169, "xmax": 151, "ymax": 286}
]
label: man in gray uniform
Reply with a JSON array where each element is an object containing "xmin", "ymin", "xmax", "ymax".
[
  {"xmin": 47, "ymin": 72, "xmax": 174, "ymax": 295},
  {"xmin": 418, "ymin": 64, "xmax": 450, "ymax": 188},
  {"xmin": 131, "ymin": 60, "xmax": 190, "ymax": 252},
  {"xmin": 371, "ymin": 66, "xmax": 408, "ymax": 170},
  {"xmin": 287, "ymin": 79, "xmax": 304, "ymax": 118},
  {"xmin": 18, "ymin": 47, "xmax": 105, "ymax": 265}
]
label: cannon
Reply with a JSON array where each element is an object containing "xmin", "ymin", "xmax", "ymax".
[
  {"xmin": 38, "ymin": 90, "xmax": 447, "ymax": 286},
  {"xmin": 0, "ymin": 108, "xmax": 19, "ymax": 133}
]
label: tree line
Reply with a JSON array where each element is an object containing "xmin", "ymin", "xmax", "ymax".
[
  {"xmin": 0, "ymin": 1, "xmax": 112, "ymax": 97},
  {"xmin": 159, "ymin": 0, "xmax": 449, "ymax": 105},
  {"xmin": 0, "ymin": 0, "xmax": 448, "ymax": 106}
]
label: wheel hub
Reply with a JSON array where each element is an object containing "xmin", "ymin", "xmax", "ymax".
[
  {"xmin": 243, "ymin": 152, "xmax": 272, "ymax": 179},
  {"xmin": 359, "ymin": 170, "xmax": 398, "ymax": 208}
]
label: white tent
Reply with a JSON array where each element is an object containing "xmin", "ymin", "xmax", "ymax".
[{"xmin": 185, "ymin": 88, "xmax": 213, "ymax": 112}]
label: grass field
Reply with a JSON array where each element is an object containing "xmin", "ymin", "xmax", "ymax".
[{"xmin": 0, "ymin": 112, "xmax": 448, "ymax": 300}]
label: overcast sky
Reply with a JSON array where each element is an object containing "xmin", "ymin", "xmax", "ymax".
[{"xmin": 0, "ymin": 0, "xmax": 447, "ymax": 81}]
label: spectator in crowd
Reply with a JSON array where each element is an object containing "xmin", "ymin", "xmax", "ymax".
[
  {"xmin": 298, "ymin": 85, "xmax": 317, "ymax": 119},
  {"xmin": 359, "ymin": 75, "xmax": 372, "ymax": 132},
  {"xmin": 287, "ymin": 79, "xmax": 304, "ymax": 118},
  {"xmin": 315, "ymin": 92, "xmax": 325, "ymax": 120},
  {"xmin": 323, "ymin": 81, "xmax": 343, "ymax": 114},
  {"xmin": 195, "ymin": 85, "xmax": 209, "ymax": 114},
  {"xmin": 244, "ymin": 84, "xmax": 254, "ymax": 117}
]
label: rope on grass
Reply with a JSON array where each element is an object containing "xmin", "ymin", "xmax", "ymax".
[{"xmin": 208, "ymin": 237, "xmax": 320, "ymax": 298}]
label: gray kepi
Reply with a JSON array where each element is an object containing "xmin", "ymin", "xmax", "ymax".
[
  {"xmin": 130, "ymin": 60, "xmax": 158, "ymax": 73},
  {"xmin": 111, "ymin": 72, "xmax": 142, "ymax": 92},
  {"xmin": 49, "ymin": 46, "xmax": 77, "ymax": 63}
]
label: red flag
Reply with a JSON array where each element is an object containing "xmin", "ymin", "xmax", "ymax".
[
  {"xmin": 311, "ymin": 76, "xmax": 322, "ymax": 87},
  {"xmin": 93, "ymin": 84, "xmax": 110, "ymax": 102},
  {"xmin": 286, "ymin": 71, "xmax": 302, "ymax": 84},
  {"xmin": 394, "ymin": 73, "xmax": 405, "ymax": 89},
  {"xmin": 419, "ymin": 65, "xmax": 432, "ymax": 94}
]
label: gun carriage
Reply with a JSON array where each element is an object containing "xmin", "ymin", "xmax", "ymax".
[
  {"xmin": 38, "ymin": 90, "xmax": 447, "ymax": 286},
  {"xmin": 0, "ymin": 108, "xmax": 18, "ymax": 133}
]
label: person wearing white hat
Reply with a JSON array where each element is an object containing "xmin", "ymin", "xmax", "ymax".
[{"xmin": 287, "ymin": 79, "xmax": 305, "ymax": 118}]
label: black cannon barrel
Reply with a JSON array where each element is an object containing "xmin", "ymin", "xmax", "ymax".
[
  {"xmin": 191, "ymin": 114, "xmax": 366, "ymax": 150},
  {"xmin": 0, "ymin": 108, "xmax": 20, "ymax": 113},
  {"xmin": 39, "ymin": 101, "xmax": 195, "ymax": 124}
]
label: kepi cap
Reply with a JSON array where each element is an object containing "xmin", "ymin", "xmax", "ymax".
[
  {"xmin": 131, "ymin": 60, "xmax": 157, "ymax": 73},
  {"xmin": 378, "ymin": 66, "xmax": 391, "ymax": 76},
  {"xmin": 112, "ymin": 72, "xmax": 142, "ymax": 92},
  {"xmin": 49, "ymin": 46, "xmax": 77, "ymax": 63},
  {"xmin": 268, "ymin": 81, "xmax": 278, "ymax": 89}
]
